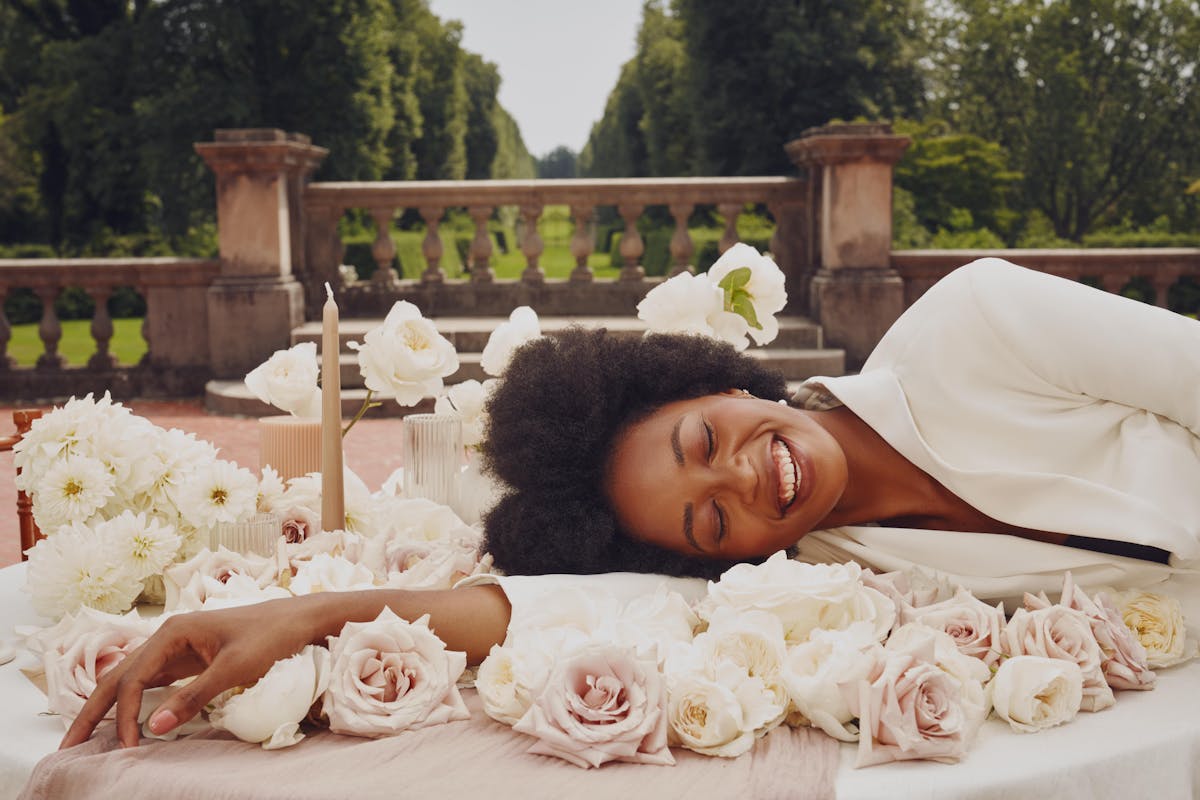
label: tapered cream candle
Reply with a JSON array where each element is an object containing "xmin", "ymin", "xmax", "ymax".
[{"xmin": 321, "ymin": 282, "xmax": 345, "ymax": 532}]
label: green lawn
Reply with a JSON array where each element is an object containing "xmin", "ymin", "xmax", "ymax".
[{"xmin": 7, "ymin": 317, "xmax": 147, "ymax": 366}]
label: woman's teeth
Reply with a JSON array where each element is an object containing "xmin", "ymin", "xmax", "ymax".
[{"xmin": 771, "ymin": 438, "xmax": 800, "ymax": 510}]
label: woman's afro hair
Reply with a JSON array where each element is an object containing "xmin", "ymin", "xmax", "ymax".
[{"xmin": 479, "ymin": 328, "xmax": 789, "ymax": 579}]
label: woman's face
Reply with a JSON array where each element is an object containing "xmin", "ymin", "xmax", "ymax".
[{"xmin": 604, "ymin": 392, "xmax": 848, "ymax": 560}]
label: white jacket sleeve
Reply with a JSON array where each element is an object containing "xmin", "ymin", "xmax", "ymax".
[{"xmin": 959, "ymin": 258, "xmax": 1200, "ymax": 437}]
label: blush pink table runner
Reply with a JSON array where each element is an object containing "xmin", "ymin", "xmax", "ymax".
[{"xmin": 19, "ymin": 691, "xmax": 839, "ymax": 800}]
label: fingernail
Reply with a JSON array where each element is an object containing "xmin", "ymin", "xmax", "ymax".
[{"xmin": 148, "ymin": 709, "xmax": 177, "ymax": 734}]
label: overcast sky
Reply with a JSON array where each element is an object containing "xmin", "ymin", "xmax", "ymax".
[{"xmin": 427, "ymin": 0, "xmax": 645, "ymax": 158}]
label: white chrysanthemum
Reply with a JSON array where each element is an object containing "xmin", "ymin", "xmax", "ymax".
[
  {"xmin": 100, "ymin": 511, "xmax": 183, "ymax": 581},
  {"xmin": 173, "ymin": 459, "xmax": 259, "ymax": 529},
  {"xmin": 25, "ymin": 523, "xmax": 145, "ymax": 619},
  {"xmin": 32, "ymin": 454, "xmax": 116, "ymax": 531},
  {"xmin": 142, "ymin": 428, "xmax": 219, "ymax": 512},
  {"xmin": 14, "ymin": 393, "xmax": 127, "ymax": 489},
  {"xmin": 257, "ymin": 466, "xmax": 287, "ymax": 514},
  {"xmin": 87, "ymin": 414, "xmax": 161, "ymax": 504}
]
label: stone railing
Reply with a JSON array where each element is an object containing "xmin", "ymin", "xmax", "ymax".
[
  {"xmin": 301, "ymin": 177, "xmax": 810, "ymax": 318},
  {"xmin": 0, "ymin": 257, "xmax": 219, "ymax": 401},
  {"xmin": 891, "ymin": 249, "xmax": 1200, "ymax": 308}
]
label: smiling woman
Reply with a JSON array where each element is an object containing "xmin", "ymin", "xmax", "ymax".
[{"xmin": 481, "ymin": 257, "xmax": 1200, "ymax": 579}]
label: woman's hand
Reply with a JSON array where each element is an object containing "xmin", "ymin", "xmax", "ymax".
[
  {"xmin": 60, "ymin": 598, "xmax": 316, "ymax": 750},
  {"xmin": 59, "ymin": 584, "xmax": 511, "ymax": 750}
]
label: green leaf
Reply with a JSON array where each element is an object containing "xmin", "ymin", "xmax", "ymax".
[
  {"xmin": 728, "ymin": 290, "xmax": 762, "ymax": 330},
  {"xmin": 717, "ymin": 266, "xmax": 752, "ymax": 293}
]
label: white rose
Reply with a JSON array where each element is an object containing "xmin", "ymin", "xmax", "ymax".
[
  {"xmin": 885, "ymin": 623, "xmax": 990, "ymax": 727},
  {"xmin": 281, "ymin": 467, "xmax": 379, "ymax": 535},
  {"xmin": 1106, "ymin": 588, "xmax": 1197, "ymax": 669},
  {"xmin": 286, "ymin": 529, "xmax": 366, "ymax": 569},
  {"xmin": 209, "ymin": 645, "xmax": 330, "ymax": 749},
  {"xmin": 636, "ymin": 271, "xmax": 726, "ymax": 340},
  {"xmin": 705, "ymin": 552, "xmax": 893, "ymax": 645},
  {"xmin": 433, "ymin": 379, "xmax": 496, "ymax": 447},
  {"xmin": 666, "ymin": 670, "xmax": 757, "ymax": 757},
  {"xmin": 244, "ymin": 342, "xmax": 322, "ymax": 418},
  {"xmin": 322, "ymin": 609, "xmax": 470, "ymax": 737},
  {"xmin": 372, "ymin": 538, "xmax": 486, "ymax": 591},
  {"xmin": 706, "ymin": 242, "xmax": 788, "ymax": 346},
  {"xmin": 371, "ymin": 497, "xmax": 476, "ymax": 543},
  {"xmin": 600, "ymin": 588, "xmax": 700, "ymax": 661},
  {"xmin": 477, "ymin": 642, "xmax": 559, "ymax": 726},
  {"xmin": 348, "ymin": 301, "xmax": 459, "ymax": 406},
  {"xmin": 289, "ymin": 553, "xmax": 377, "ymax": 595},
  {"xmin": 480, "ymin": 306, "xmax": 542, "ymax": 377},
  {"xmin": 989, "ymin": 656, "xmax": 1083, "ymax": 733},
  {"xmin": 784, "ymin": 623, "xmax": 880, "ymax": 741}
]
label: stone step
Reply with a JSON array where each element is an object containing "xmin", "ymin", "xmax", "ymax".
[
  {"xmin": 204, "ymin": 380, "xmax": 439, "ymax": 419},
  {"xmin": 291, "ymin": 315, "xmax": 825, "ymax": 353}
]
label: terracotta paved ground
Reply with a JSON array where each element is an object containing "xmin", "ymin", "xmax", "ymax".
[{"xmin": 0, "ymin": 400, "xmax": 407, "ymax": 568}]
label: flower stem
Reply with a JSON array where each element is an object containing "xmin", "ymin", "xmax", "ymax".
[{"xmin": 342, "ymin": 390, "xmax": 381, "ymax": 437}]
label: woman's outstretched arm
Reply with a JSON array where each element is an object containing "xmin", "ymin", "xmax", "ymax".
[{"xmin": 59, "ymin": 585, "xmax": 512, "ymax": 750}]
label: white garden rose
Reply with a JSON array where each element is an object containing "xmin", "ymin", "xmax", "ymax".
[
  {"xmin": 347, "ymin": 301, "xmax": 459, "ymax": 406},
  {"xmin": 1106, "ymin": 588, "xmax": 1197, "ymax": 669},
  {"xmin": 163, "ymin": 546, "xmax": 279, "ymax": 612},
  {"xmin": 705, "ymin": 551, "xmax": 894, "ymax": 645},
  {"xmin": 884, "ymin": 624, "xmax": 990, "ymax": 727},
  {"xmin": 433, "ymin": 379, "xmax": 496, "ymax": 447},
  {"xmin": 244, "ymin": 342, "xmax": 321, "ymax": 419},
  {"xmin": 289, "ymin": 553, "xmax": 377, "ymax": 595},
  {"xmin": 665, "ymin": 657, "xmax": 782, "ymax": 758},
  {"xmin": 209, "ymin": 645, "xmax": 330, "ymax": 749},
  {"xmin": 480, "ymin": 306, "xmax": 541, "ymax": 377},
  {"xmin": 988, "ymin": 656, "xmax": 1083, "ymax": 734},
  {"xmin": 636, "ymin": 271, "xmax": 727, "ymax": 340},
  {"xmin": 706, "ymin": 243, "xmax": 788, "ymax": 346},
  {"xmin": 784, "ymin": 622, "xmax": 880, "ymax": 741},
  {"xmin": 684, "ymin": 607, "xmax": 790, "ymax": 730},
  {"xmin": 477, "ymin": 625, "xmax": 594, "ymax": 726},
  {"xmin": 322, "ymin": 609, "xmax": 470, "ymax": 737},
  {"xmin": 282, "ymin": 467, "xmax": 379, "ymax": 535},
  {"xmin": 600, "ymin": 588, "xmax": 700, "ymax": 662}
]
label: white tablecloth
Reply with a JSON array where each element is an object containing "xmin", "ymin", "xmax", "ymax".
[{"xmin": 2, "ymin": 562, "xmax": 1199, "ymax": 799}]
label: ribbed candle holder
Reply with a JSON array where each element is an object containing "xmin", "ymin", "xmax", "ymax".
[
  {"xmin": 402, "ymin": 413, "xmax": 463, "ymax": 509},
  {"xmin": 212, "ymin": 512, "xmax": 282, "ymax": 558},
  {"xmin": 259, "ymin": 416, "xmax": 322, "ymax": 483}
]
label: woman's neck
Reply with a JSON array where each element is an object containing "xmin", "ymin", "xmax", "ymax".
[{"xmin": 808, "ymin": 406, "xmax": 949, "ymax": 528}]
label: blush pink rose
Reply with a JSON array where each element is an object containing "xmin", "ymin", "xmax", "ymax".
[
  {"xmin": 28, "ymin": 607, "xmax": 158, "ymax": 726},
  {"xmin": 280, "ymin": 505, "xmax": 320, "ymax": 544},
  {"xmin": 322, "ymin": 608, "xmax": 469, "ymax": 737},
  {"xmin": 842, "ymin": 637, "xmax": 970, "ymax": 767},
  {"xmin": 1002, "ymin": 605, "xmax": 1114, "ymax": 712},
  {"xmin": 1023, "ymin": 572, "xmax": 1154, "ymax": 692},
  {"xmin": 513, "ymin": 645, "xmax": 673, "ymax": 769},
  {"xmin": 901, "ymin": 587, "xmax": 1006, "ymax": 668}
]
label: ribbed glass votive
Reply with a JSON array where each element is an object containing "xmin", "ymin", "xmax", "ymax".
[
  {"xmin": 402, "ymin": 413, "xmax": 463, "ymax": 509},
  {"xmin": 212, "ymin": 512, "xmax": 282, "ymax": 557}
]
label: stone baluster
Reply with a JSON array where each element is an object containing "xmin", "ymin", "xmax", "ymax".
[
  {"xmin": 419, "ymin": 206, "xmax": 445, "ymax": 283},
  {"xmin": 140, "ymin": 292, "xmax": 152, "ymax": 366},
  {"xmin": 85, "ymin": 284, "xmax": 117, "ymax": 369},
  {"xmin": 370, "ymin": 207, "xmax": 398, "ymax": 286},
  {"xmin": 468, "ymin": 206, "xmax": 494, "ymax": 283},
  {"xmin": 1150, "ymin": 272, "xmax": 1176, "ymax": 308},
  {"xmin": 617, "ymin": 203, "xmax": 645, "ymax": 281},
  {"xmin": 569, "ymin": 204, "xmax": 595, "ymax": 282},
  {"xmin": 668, "ymin": 202, "xmax": 695, "ymax": 275},
  {"xmin": 305, "ymin": 204, "xmax": 345, "ymax": 310},
  {"xmin": 520, "ymin": 203, "xmax": 545, "ymax": 284},
  {"xmin": 0, "ymin": 284, "xmax": 12, "ymax": 369},
  {"xmin": 718, "ymin": 203, "xmax": 742, "ymax": 254},
  {"xmin": 33, "ymin": 285, "xmax": 65, "ymax": 368}
]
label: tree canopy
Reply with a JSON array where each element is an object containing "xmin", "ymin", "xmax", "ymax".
[{"xmin": 0, "ymin": 0, "xmax": 535, "ymax": 251}]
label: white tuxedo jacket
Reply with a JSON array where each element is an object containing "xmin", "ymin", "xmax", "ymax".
[{"xmin": 793, "ymin": 257, "xmax": 1200, "ymax": 598}]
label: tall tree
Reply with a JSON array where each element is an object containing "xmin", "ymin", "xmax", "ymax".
[{"xmin": 938, "ymin": 0, "xmax": 1200, "ymax": 239}]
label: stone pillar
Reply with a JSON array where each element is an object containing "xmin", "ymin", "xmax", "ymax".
[
  {"xmin": 785, "ymin": 123, "xmax": 909, "ymax": 369},
  {"xmin": 195, "ymin": 129, "xmax": 328, "ymax": 378}
]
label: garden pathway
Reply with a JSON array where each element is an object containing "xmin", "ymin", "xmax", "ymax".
[{"xmin": 0, "ymin": 401, "xmax": 408, "ymax": 568}]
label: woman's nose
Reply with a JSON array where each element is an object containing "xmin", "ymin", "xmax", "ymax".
[{"xmin": 716, "ymin": 451, "xmax": 757, "ymax": 505}]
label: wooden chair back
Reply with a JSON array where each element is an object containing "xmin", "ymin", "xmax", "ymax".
[{"xmin": 0, "ymin": 409, "xmax": 45, "ymax": 559}]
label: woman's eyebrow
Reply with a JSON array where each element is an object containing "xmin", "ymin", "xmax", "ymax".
[{"xmin": 670, "ymin": 417, "xmax": 685, "ymax": 466}]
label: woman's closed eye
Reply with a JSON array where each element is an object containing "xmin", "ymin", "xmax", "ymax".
[{"xmin": 701, "ymin": 418, "xmax": 727, "ymax": 544}]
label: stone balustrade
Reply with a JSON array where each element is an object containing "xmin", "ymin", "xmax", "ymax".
[
  {"xmin": 0, "ymin": 257, "xmax": 219, "ymax": 400},
  {"xmin": 301, "ymin": 177, "xmax": 810, "ymax": 318},
  {"xmin": 892, "ymin": 249, "xmax": 1200, "ymax": 308}
]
